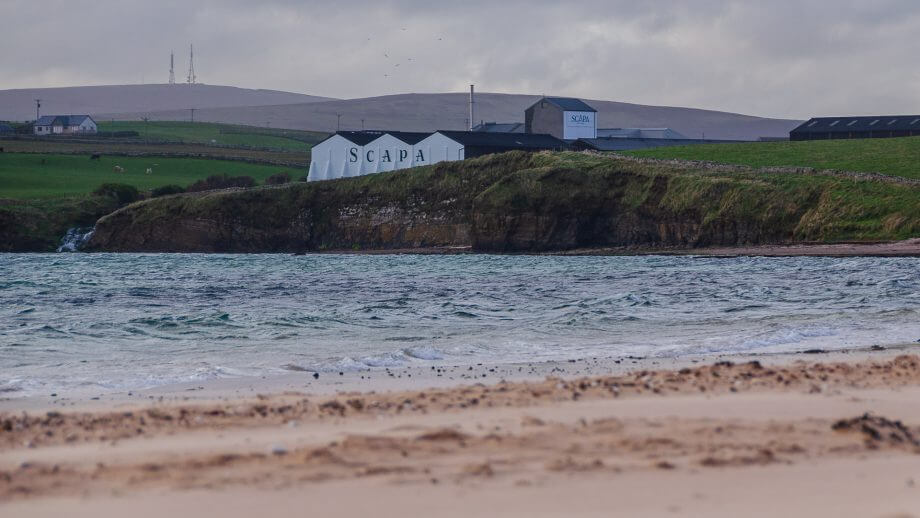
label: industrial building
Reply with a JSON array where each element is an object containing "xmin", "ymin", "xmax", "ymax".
[
  {"xmin": 307, "ymin": 94, "xmax": 732, "ymax": 182},
  {"xmin": 790, "ymin": 116, "xmax": 920, "ymax": 141},
  {"xmin": 525, "ymin": 97, "xmax": 597, "ymax": 140},
  {"xmin": 33, "ymin": 115, "xmax": 97, "ymax": 135},
  {"xmin": 307, "ymin": 129, "xmax": 565, "ymax": 181}
]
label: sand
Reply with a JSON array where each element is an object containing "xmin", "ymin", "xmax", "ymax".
[{"xmin": 3, "ymin": 348, "xmax": 920, "ymax": 517}]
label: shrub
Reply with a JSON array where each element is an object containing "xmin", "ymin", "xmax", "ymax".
[
  {"xmin": 92, "ymin": 183, "xmax": 141, "ymax": 205},
  {"xmin": 186, "ymin": 174, "xmax": 257, "ymax": 192},
  {"xmin": 150, "ymin": 184, "xmax": 185, "ymax": 197},
  {"xmin": 264, "ymin": 173, "xmax": 291, "ymax": 185}
]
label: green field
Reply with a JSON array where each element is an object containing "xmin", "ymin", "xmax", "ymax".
[
  {"xmin": 95, "ymin": 121, "xmax": 327, "ymax": 151},
  {"xmin": 0, "ymin": 153, "xmax": 303, "ymax": 199},
  {"xmin": 625, "ymin": 136, "xmax": 920, "ymax": 180}
]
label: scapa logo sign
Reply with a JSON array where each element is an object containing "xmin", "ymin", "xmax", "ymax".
[{"xmin": 570, "ymin": 114, "xmax": 591, "ymax": 123}]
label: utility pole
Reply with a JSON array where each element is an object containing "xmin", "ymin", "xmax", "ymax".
[
  {"xmin": 169, "ymin": 51, "xmax": 175, "ymax": 84},
  {"xmin": 34, "ymin": 99, "xmax": 41, "ymax": 121},
  {"xmin": 361, "ymin": 119, "xmax": 365, "ymax": 131},
  {"xmin": 336, "ymin": 113, "xmax": 342, "ymax": 131},
  {"xmin": 141, "ymin": 116, "xmax": 149, "ymax": 145},
  {"xmin": 190, "ymin": 108, "xmax": 196, "ymax": 123}
]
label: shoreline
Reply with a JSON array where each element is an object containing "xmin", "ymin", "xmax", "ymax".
[
  {"xmin": 2, "ymin": 345, "xmax": 920, "ymax": 516},
  {"xmin": 4, "ymin": 342, "xmax": 918, "ymax": 414},
  {"xmin": 31, "ymin": 237, "xmax": 920, "ymax": 256}
]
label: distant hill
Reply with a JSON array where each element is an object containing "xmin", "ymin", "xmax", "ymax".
[
  {"xmin": 0, "ymin": 84, "xmax": 336, "ymax": 122},
  {"xmin": 104, "ymin": 92, "xmax": 802, "ymax": 141}
]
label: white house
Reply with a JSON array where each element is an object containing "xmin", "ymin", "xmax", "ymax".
[{"xmin": 34, "ymin": 115, "xmax": 97, "ymax": 136}]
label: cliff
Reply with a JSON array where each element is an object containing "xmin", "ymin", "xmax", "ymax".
[{"xmin": 87, "ymin": 152, "xmax": 920, "ymax": 253}]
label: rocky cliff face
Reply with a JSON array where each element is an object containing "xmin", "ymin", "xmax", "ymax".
[{"xmin": 87, "ymin": 152, "xmax": 920, "ymax": 253}]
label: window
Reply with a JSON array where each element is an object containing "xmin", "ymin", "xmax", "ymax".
[
  {"xmin": 870, "ymin": 120, "xmax": 880, "ymax": 126},
  {"xmin": 829, "ymin": 120, "xmax": 841, "ymax": 127},
  {"xmin": 912, "ymin": 119, "xmax": 920, "ymax": 125},
  {"xmin": 807, "ymin": 120, "xmax": 819, "ymax": 127},
  {"xmin": 847, "ymin": 120, "xmax": 858, "ymax": 126},
  {"xmin": 888, "ymin": 119, "xmax": 898, "ymax": 125}
]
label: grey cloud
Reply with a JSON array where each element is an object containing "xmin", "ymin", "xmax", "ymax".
[{"xmin": 1, "ymin": 0, "xmax": 919, "ymax": 118}]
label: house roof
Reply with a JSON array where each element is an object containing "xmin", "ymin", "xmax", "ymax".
[
  {"xmin": 383, "ymin": 131, "xmax": 430, "ymax": 145},
  {"xmin": 316, "ymin": 131, "xmax": 386, "ymax": 146},
  {"xmin": 472, "ymin": 122, "xmax": 525, "ymax": 133},
  {"xmin": 34, "ymin": 115, "xmax": 95, "ymax": 126},
  {"xmin": 791, "ymin": 116, "xmax": 920, "ymax": 134},
  {"xmin": 0, "ymin": 123, "xmax": 14, "ymax": 132},
  {"xmin": 435, "ymin": 131, "xmax": 566, "ymax": 149},
  {"xmin": 530, "ymin": 97, "xmax": 597, "ymax": 113}
]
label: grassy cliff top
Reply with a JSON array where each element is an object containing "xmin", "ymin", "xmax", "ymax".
[{"xmin": 625, "ymin": 136, "xmax": 920, "ymax": 180}]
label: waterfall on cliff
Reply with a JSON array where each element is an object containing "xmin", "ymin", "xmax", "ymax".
[{"xmin": 56, "ymin": 227, "xmax": 95, "ymax": 252}]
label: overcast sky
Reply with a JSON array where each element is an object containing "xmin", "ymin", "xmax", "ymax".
[{"xmin": 2, "ymin": 0, "xmax": 919, "ymax": 119}]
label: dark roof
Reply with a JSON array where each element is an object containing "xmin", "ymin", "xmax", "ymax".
[
  {"xmin": 575, "ymin": 137, "xmax": 740, "ymax": 152},
  {"xmin": 382, "ymin": 131, "xmax": 430, "ymax": 145},
  {"xmin": 34, "ymin": 115, "xmax": 94, "ymax": 126},
  {"xmin": 531, "ymin": 97, "xmax": 597, "ymax": 112},
  {"xmin": 316, "ymin": 131, "xmax": 385, "ymax": 146},
  {"xmin": 0, "ymin": 123, "xmax": 14, "ymax": 132},
  {"xmin": 472, "ymin": 122, "xmax": 525, "ymax": 133},
  {"xmin": 792, "ymin": 116, "xmax": 920, "ymax": 133},
  {"xmin": 436, "ymin": 131, "xmax": 566, "ymax": 149}
]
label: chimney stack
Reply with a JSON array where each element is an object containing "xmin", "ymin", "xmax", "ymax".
[{"xmin": 469, "ymin": 84, "xmax": 475, "ymax": 131}]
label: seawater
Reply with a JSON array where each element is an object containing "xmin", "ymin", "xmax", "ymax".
[{"xmin": 1, "ymin": 253, "xmax": 919, "ymax": 396}]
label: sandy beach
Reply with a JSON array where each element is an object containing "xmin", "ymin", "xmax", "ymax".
[{"xmin": 2, "ymin": 347, "xmax": 920, "ymax": 517}]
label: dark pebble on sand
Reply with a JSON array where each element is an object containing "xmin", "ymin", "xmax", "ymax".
[
  {"xmin": 50, "ymin": 393, "xmax": 57, "ymax": 397},
  {"xmin": 802, "ymin": 349, "xmax": 828, "ymax": 354},
  {"xmin": 339, "ymin": 372, "xmax": 343, "ymax": 376},
  {"xmin": 871, "ymin": 345, "xmax": 886, "ymax": 351},
  {"xmin": 313, "ymin": 372, "xmax": 320, "ymax": 379}
]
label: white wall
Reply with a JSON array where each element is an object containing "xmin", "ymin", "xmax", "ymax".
[
  {"xmin": 415, "ymin": 132, "xmax": 464, "ymax": 165},
  {"xmin": 361, "ymin": 134, "xmax": 417, "ymax": 175},
  {"xmin": 307, "ymin": 134, "xmax": 365, "ymax": 181},
  {"xmin": 309, "ymin": 132, "xmax": 450, "ymax": 182},
  {"xmin": 563, "ymin": 111, "xmax": 596, "ymax": 140},
  {"xmin": 79, "ymin": 118, "xmax": 97, "ymax": 132}
]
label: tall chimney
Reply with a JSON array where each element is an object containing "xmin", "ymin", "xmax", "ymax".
[{"xmin": 469, "ymin": 84, "xmax": 475, "ymax": 131}]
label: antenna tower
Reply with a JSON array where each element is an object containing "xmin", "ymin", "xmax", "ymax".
[
  {"xmin": 186, "ymin": 44, "xmax": 196, "ymax": 85},
  {"xmin": 169, "ymin": 51, "xmax": 175, "ymax": 84}
]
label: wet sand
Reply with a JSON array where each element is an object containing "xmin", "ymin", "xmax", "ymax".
[{"xmin": 2, "ymin": 348, "xmax": 920, "ymax": 517}]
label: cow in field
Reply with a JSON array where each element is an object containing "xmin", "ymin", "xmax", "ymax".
[
  {"xmin": 90, "ymin": 153, "xmax": 101, "ymax": 160},
  {"xmin": 145, "ymin": 168, "xmax": 153, "ymax": 175},
  {"xmin": 113, "ymin": 165, "xmax": 125, "ymax": 173}
]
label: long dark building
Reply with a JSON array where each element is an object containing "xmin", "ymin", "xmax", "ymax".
[{"xmin": 790, "ymin": 115, "xmax": 920, "ymax": 141}]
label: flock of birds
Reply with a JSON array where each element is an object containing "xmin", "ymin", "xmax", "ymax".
[{"xmin": 373, "ymin": 29, "xmax": 444, "ymax": 79}]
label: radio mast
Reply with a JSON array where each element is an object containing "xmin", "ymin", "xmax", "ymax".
[
  {"xmin": 186, "ymin": 44, "xmax": 196, "ymax": 85},
  {"xmin": 169, "ymin": 51, "xmax": 175, "ymax": 84}
]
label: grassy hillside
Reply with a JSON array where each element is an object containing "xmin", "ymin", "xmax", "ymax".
[
  {"xmin": 625, "ymin": 136, "xmax": 920, "ymax": 180},
  {"xmin": 0, "ymin": 153, "xmax": 303, "ymax": 199},
  {"xmin": 95, "ymin": 121, "xmax": 327, "ymax": 151},
  {"xmin": 87, "ymin": 152, "xmax": 920, "ymax": 253}
]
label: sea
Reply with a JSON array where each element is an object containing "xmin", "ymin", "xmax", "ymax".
[{"xmin": 2, "ymin": 253, "xmax": 919, "ymax": 396}]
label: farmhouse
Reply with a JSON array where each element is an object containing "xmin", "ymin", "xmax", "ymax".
[
  {"xmin": 790, "ymin": 116, "xmax": 920, "ymax": 141},
  {"xmin": 33, "ymin": 115, "xmax": 98, "ymax": 135}
]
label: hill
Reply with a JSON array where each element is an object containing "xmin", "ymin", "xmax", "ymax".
[
  {"xmin": 86, "ymin": 152, "xmax": 920, "ymax": 253},
  {"xmin": 0, "ymin": 84, "xmax": 335, "ymax": 122},
  {"xmin": 104, "ymin": 92, "xmax": 801, "ymax": 141},
  {"xmin": 625, "ymin": 137, "xmax": 920, "ymax": 180},
  {"xmin": 0, "ymin": 153, "xmax": 304, "ymax": 199}
]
